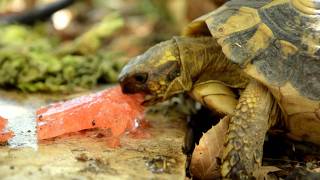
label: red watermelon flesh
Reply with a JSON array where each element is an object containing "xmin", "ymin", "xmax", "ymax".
[
  {"xmin": 0, "ymin": 116, "xmax": 14, "ymax": 142},
  {"xmin": 36, "ymin": 86, "xmax": 145, "ymax": 141}
]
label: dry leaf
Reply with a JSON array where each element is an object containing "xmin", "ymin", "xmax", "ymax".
[
  {"xmin": 253, "ymin": 166, "xmax": 281, "ymax": 180},
  {"xmin": 190, "ymin": 116, "xmax": 229, "ymax": 179},
  {"xmin": 312, "ymin": 167, "xmax": 320, "ymax": 173}
]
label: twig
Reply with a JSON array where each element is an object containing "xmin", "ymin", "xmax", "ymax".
[{"xmin": 0, "ymin": 0, "xmax": 75, "ymax": 25}]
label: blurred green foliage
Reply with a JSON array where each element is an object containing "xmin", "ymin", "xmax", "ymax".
[
  {"xmin": 0, "ymin": 0, "xmax": 181, "ymax": 93},
  {"xmin": 0, "ymin": 13, "xmax": 124, "ymax": 93}
]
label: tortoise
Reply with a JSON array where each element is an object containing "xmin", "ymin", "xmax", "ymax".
[{"xmin": 118, "ymin": 0, "xmax": 320, "ymax": 178}]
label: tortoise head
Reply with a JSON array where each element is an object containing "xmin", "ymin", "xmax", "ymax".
[{"xmin": 118, "ymin": 39, "xmax": 188, "ymax": 105}]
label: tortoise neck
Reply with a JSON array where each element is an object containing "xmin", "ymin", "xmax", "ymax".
[
  {"xmin": 173, "ymin": 36, "xmax": 248, "ymax": 91},
  {"xmin": 291, "ymin": 0, "xmax": 320, "ymax": 15},
  {"xmin": 174, "ymin": 36, "xmax": 222, "ymax": 84}
]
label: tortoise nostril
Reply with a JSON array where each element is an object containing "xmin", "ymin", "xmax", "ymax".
[{"xmin": 134, "ymin": 73, "xmax": 148, "ymax": 84}]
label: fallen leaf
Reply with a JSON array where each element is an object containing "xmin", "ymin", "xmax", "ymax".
[
  {"xmin": 313, "ymin": 168, "xmax": 320, "ymax": 173},
  {"xmin": 190, "ymin": 116, "xmax": 229, "ymax": 179},
  {"xmin": 253, "ymin": 166, "xmax": 281, "ymax": 180}
]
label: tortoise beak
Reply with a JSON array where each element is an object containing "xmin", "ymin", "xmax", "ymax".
[{"xmin": 118, "ymin": 72, "xmax": 149, "ymax": 94}]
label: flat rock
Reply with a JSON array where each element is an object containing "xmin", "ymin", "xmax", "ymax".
[{"xmin": 0, "ymin": 90, "xmax": 187, "ymax": 180}]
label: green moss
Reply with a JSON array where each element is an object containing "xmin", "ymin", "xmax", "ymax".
[{"xmin": 0, "ymin": 13, "xmax": 124, "ymax": 93}]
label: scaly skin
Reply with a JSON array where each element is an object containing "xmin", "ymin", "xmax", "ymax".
[
  {"xmin": 119, "ymin": 0, "xmax": 320, "ymax": 178},
  {"xmin": 221, "ymin": 81, "xmax": 278, "ymax": 179},
  {"xmin": 118, "ymin": 37, "xmax": 275, "ymax": 178},
  {"xmin": 118, "ymin": 37, "xmax": 247, "ymax": 103}
]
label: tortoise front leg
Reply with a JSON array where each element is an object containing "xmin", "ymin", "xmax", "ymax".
[
  {"xmin": 221, "ymin": 81, "xmax": 276, "ymax": 179},
  {"xmin": 185, "ymin": 80, "xmax": 238, "ymax": 153},
  {"xmin": 190, "ymin": 80, "xmax": 238, "ymax": 115}
]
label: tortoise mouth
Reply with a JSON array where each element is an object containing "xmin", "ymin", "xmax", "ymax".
[{"xmin": 142, "ymin": 94, "xmax": 164, "ymax": 105}]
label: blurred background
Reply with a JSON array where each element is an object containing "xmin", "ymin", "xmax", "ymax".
[{"xmin": 0, "ymin": 0, "xmax": 225, "ymax": 93}]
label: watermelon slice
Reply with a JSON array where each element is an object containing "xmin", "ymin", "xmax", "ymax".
[
  {"xmin": 36, "ymin": 86, "xmax": 145, "ymax": 141},
  {"xmin": 0, "ymin": 116, "xmax": 14, "ymax": 142}
]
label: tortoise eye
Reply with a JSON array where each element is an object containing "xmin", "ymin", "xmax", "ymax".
[{"xmin": 134, "ymin": 73, "xmax": 148, "ymax": 84}]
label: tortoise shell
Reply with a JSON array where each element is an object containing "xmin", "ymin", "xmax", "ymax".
[{"xmin": 184, "ymin": 0, "xmax": 320, "ymax": 145}]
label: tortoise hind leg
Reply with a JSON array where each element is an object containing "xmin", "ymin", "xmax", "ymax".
[{"xmin": 221, "ymin": 80, "xmax": 278, "ymax": 179}]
